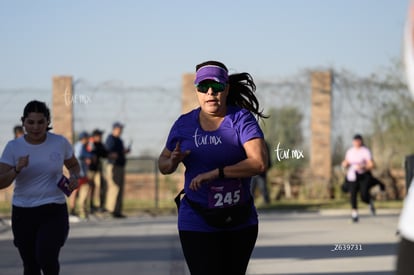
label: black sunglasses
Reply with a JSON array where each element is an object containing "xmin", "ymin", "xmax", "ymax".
[{"xmin": 196, "ymin": 82, "xmax": 226, "ymax": 94}]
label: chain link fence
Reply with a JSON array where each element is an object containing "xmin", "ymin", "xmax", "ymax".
[{"xmin": 0, "ymin": 66, "xmax": 409, "ymax": 203}]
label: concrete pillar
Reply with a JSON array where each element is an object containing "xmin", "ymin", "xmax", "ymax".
[
  {"xmin": 52, "ymin": 76, "xmax": 74, "ymax": 144},
  {"xmin": 309, "ymin": 71, "xmax": 332, "ymax": 198}
]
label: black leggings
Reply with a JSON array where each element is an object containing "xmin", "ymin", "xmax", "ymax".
[
  {"xmin": 179, "ymin": 224, "xmax": 258, "ymax": 275},
  {"xmin": 12, "ymin": 203, "xmax": 69, "ymax": 275},
  {"xmin": 349, "ymin": 172, "xmax": 372, "ymax": 209}
]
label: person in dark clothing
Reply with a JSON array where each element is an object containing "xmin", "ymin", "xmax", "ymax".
[
  {"xmin": 105, "ymin": 122, "xmax": 130, "ymax": 218},
  {"xmin": 250, "ymin": 141, "xmax": 271, "ymax": 204},
  {"xmin": 13, "ymin": 125, "xmax": 24, "ymax": 139},
  {"xmin": 88, "ymin": 129, "xmax": 109, "ymax": 213}
]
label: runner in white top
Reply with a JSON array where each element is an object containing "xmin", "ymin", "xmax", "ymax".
[{"xmin": 0, "ymin": 100, "xmax": 80, "ymax": 275}]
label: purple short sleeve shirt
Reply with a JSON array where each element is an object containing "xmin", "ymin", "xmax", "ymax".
[{"xmin": 166, "ymin": 106, "xmax": 264, "ymax": 232}]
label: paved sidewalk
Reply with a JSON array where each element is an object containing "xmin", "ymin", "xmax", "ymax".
[{"xmin": 0, "ymin": 209, "xmax": 402, "ymax": 275}]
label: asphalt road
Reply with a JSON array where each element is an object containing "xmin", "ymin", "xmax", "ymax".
[{"xmin": 0, "ymin": 209, "xmax": 402, "ymax": 275}]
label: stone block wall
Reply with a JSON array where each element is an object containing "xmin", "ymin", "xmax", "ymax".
[
  {"xmin": 52, "ymin": 76, "xmax": 74, "ymax": 143},
  {"xmin": 309, "ymin": 71, "xmax": 333, "ymax": 198}
]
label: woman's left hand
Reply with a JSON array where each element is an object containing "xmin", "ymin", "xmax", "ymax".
[
  {"xmin": 189, "ymin": 169, "xmax": 218, "ymax": 191},
  {"xmin": 68, "ymin": 175, "xmax": 79, "ymax": 191}
]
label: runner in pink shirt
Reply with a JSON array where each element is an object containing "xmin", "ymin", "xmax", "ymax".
[{"xmin": 342, "ymin": 134, "xmax": 375, "ymax": 222}]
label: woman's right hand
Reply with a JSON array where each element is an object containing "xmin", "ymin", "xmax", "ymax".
[
  {"xmin": 158, "ymin": 141, "xmax": 190, "ymax": 175},
  {"xmin": 16, "ymin": 155, "xmax": 29, "ymax": 172},
  {"xmin": 170, "ymin": 142, "xmax": 190, "ymax": 166}
]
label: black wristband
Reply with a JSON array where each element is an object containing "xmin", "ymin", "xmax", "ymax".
[
  {"xmin": 218, "ymin": 167, "xmax": 225, "ymax": 179},
  {"xmin": 14, "ymin": 167, "xmax": 20, "ymax": 174}
]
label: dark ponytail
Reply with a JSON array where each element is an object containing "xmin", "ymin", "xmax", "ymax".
[{"xmin": 227, "ymin": 72, "xmax": 268, "ymax": 119}]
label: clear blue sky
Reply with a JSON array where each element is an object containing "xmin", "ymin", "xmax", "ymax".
[{"xmin": 0, "ymin": 0, "xmax": 409, "ymax": 89}]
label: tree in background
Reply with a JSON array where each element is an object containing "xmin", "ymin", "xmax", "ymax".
[
  {"xmin": 333, "ymin": 60, "xmax": 413, "ymax": 199},
  {"xmin": 261, "ymin": 106, "xmax": 306, "ymax": 199}
]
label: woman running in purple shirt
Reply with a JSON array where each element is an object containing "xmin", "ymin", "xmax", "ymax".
[{"xmin": 158, "ymin": 60, "xmax": 269, "ymax": 275}]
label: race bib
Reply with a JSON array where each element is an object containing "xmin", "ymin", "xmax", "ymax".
[{"xmin": 207, "ymin": 179, "xmax": 245, "ymax": 209}]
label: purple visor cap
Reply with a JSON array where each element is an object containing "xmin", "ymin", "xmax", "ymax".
[{"xmin": 194, "ymin": 65, "xmax": 229, "ymax": 85}]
